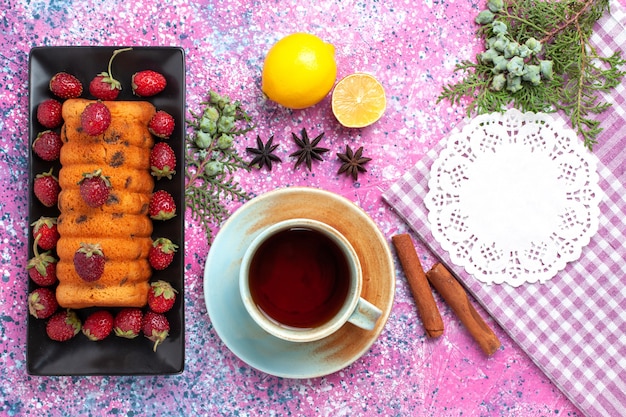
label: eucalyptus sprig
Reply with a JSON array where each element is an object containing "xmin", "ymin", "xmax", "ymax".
[
  {"xmin": 439, "ymin": 0, "xmax": 625, "ymax": 150},
  {"xmin": 185, "ymin": 91, "xmax": 255, "ymax": 244}
]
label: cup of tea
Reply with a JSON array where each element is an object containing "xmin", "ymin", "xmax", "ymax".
[{"xmin": 239, "ymin": 218, "xmax": 382, "ymax": 342}]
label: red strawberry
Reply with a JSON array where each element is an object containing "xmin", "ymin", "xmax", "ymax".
[
  {"xmin": 113, "ymin": 308, "xmax": 143, "ymax": 339},
  {"xmin": 33, "ymin": 168, "xmax": 60, "ymax": 207},
  {"xmin": 32, "ymin": 130, "xmax": 63, "ymax": 161},
  {"xmin": 132, "ymin": 70, "xmax": 167, "ymax": 97},
  {"xmin": 46, "ymin": 309, "xmax": 81, "ymax": 342},
  {"xmin": 89, "ymin": 75, "xmax": 121, "ymax": 101},
  {"xmin": 150, "ymin": 142, "xmax": 177, "ymax": 180},
  {"xmin": 81, "ymin": 101, "xmax": 111, "ymax": 136},
  {"xmin": 89, "ymin": 48, "xmax": 131, "ymax": 100},
  {"xmin": 27, "ymin": 238, "xmax": 57, "ymax": 286},
  {"xmin": 73, "ymin": 242, "xmax": 105, "ymax": 282},
  {"xmin": 148, "ymin": 110, "xmax": 175, "ymax": 139},
  {"xmin": 149, "ymin": 190, "xmax": 176, "ymax": 220},
  {"xmin": 49, "ymin": 72, "xmax": 83, "ymax": 99},
  {"xmin": 142, "ymin": 311, "xmax": 170, "ymax": 351},
  {"xmin": 148, "ymin": 238, "xmax": 178, "ymax": 270},
  {"xmin": 28, "ymin": 287, "xmax": 59, "ymax": 319},
  {"xmin": 37, "ymin": 99, "xmax": 63, "ymax": 129},
  {"xmin": 28, "ymin": 257, "xmax": 57, "ymax": 286},
  {"xmin": 148, "ymin": 280, "xmax": 178, "ymax": 313},
  {"xmin": 82, "ymin": 310, "xmax": 114, "ymax": 341},
  {"xmin": 78, "ymin": 169, "xmax": 111, "ymax": 208},
  {"xmin": 31, "ymin": 216, "xmax": 59, "ymax": 250}
]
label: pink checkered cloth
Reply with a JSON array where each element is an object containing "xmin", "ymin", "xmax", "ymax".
[{"xmin": 383, "ymin": 5, "xmax": 626, "ymax": 417}]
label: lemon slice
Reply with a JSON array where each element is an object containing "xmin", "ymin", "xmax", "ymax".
[{"xmin": 331, "ymin": 73, "xmax": 386, "ymax": 128}]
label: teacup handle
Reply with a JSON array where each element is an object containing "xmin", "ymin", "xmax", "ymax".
[{"xmin": 347, "ymin": 298, "xmax": 382, "ymax": 331}]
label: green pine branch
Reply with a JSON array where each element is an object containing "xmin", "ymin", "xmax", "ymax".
[
  {"xmin": 185, "ymin": 91, "xmax": 255, "ymax": 244},
  {"xmin": 438, "ymin": 0, "xmax": 626, "ymax": 150}
]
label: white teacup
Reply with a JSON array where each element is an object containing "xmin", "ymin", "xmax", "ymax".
[{"xmin": 239, "ymin": 218, "xmax": 382, "ymax": 342}]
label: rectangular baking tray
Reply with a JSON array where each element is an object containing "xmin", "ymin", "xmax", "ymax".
[{"xmin": 27, "ymin": 46, "xmax": 185, "ymax": 375}]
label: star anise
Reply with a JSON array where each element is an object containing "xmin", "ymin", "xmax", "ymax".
[
  {"xmin": 289, "ymin": 128, "xmax": 329, "ymax": 171},
  {"xmin": 336, "ymin": 145, "xmax": 372, "ymax": 181},
  {"xmin": 246, "ymin": 135, "xmax": 282, "ymax": 171}
]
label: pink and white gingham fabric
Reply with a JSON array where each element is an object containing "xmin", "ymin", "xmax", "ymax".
[{"xmin": 383, "ymin": 3, "xmax": 626, "ymax": 417}]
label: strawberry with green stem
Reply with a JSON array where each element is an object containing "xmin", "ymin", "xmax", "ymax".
[
  {"xmin": 46, "ymin": 309, "xmax": 81, "ymax": 342},
  {"xmin": 28, "ymin": 287, "xmax": 59, "ymax": 319},
  {"xmin": 82, "ymin": 310, "xmax": 114, "ymax": 341},
  {"xmin": 32, "ymin": 130, "xmax": 63, "ymax": 161},
  {"xmin": 148, "ymin": 238, "xmax": 178, "ymax": 270},
  {"xmin": 150, "ymin": 142, "xmax": 177, "ymax": 180},
  {"xmin": 149, "ymin": 190, "xmax": 176, "ymax": 220},
  {"xmin": 142, "ymin": 311, "xmax": 170, "ymax": 351},
  {"xmin": 148, "ymin": 280, "xmax": 178, "ymax": 313},
  {"xmin": 73, "ymin": 242, "xmax": 105, "ymax": 282},
  {"xmin": 33, "ymin": 168, "xmax": 60, "ymax": 208},
  {"xmin": 132, "ymin": 70, "xmax": 167, "ymax": 97},
  {"xmin": 49, "ymin": 72, "xmax": 83, "ymax": 99},
  {"xmin": 148, "ymin": 110, "xmax": 175, "ymax": 139},
  {"xmin": 31, "ymin": 216, "xmax": 59, "ymax": 251},
  {"xmin": 78, "ymin": 169, "xmax": 111, "ymax": 208},
  {"xmin": 113, "ymin": 308, "xmax": 143, "ymax": 339},
  {"xmin": 89, "ymin": 47, "xmax": 132, "ymax": 101},
  {"xmin": 28, "ymin": 234, "xmax": 58, "ymax": 287}
]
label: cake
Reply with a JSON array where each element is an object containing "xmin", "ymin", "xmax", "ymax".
[{"xmin": 55, "ymin": 98, "xmax": 156, "ymax": 309}]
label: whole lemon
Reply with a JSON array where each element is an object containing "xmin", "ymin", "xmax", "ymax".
[{"xmin": 262, "ymin": 33, "xmax": 337, "ymax": 109}]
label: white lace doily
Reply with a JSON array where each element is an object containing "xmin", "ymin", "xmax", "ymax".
[{"xmin": 424, "ymin": 109, "xmax": 601, "ymax": 286}]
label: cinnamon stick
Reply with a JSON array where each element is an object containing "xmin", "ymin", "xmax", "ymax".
[
  {"xmin": 426, "ymin": 263, "xmax": 501, "ymax": 356},
  {"xmin": 391, "ymin": 234, "xmax": 444, "ymax": 338}
]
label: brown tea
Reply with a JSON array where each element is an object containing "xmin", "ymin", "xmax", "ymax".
[{"xmin": 248, "ymin": 226, "xmax": 351, "ymax": 329}]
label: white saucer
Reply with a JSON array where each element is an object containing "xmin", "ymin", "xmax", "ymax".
[{"xmin": 203, "ymin": 187, "xmax": 395, "ymax": 378}]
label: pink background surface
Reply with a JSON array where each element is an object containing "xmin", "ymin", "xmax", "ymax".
[{"xmin": 1, "ymin": 0, "xmax": 622, "ymax": 415}]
